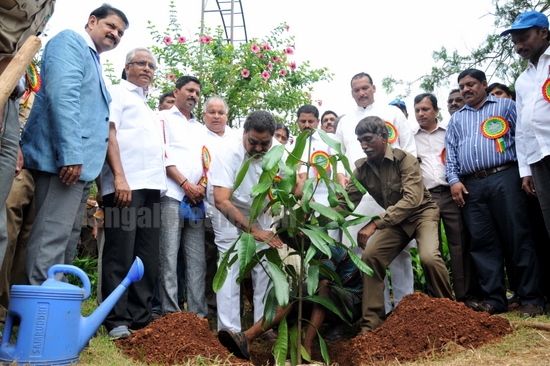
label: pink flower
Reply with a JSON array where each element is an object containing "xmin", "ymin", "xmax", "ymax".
[
  {"xmin": 251, "ymin": 44, "xmax": 260, "ymax": 53},
  {"xmin": 284, "ymin": 47, "xmax": 294, "ymax": 55},
  {"xmin": 199, "ymin": 35, "xmax": 212, "ymax": 43},
  {"xmin": 262, "ymin": 43, "xmax": 272, "ymax": 50},
  {"xmin": 267, "ymin": 62, "xmax": 273, "ymax": 70},
  {"xmin": 177, "ymin": 36, "xmax": 186, "ymax": 44},
  {"xmin": 289, "ymin": 61, "xmax": 297, "ymax": 71},
  {"xmin": 241, "ymin": 69, "xmax": 250, "ymax": 78},
  {"xmin": 284, "ymin": 24, "xmax": 290, "ymax": 31},
  {"xmin": 280, "ymin": 69, "xmax": 287, "ymax": 76},
  {"xmin": 167, "ymin": 73, "xmax": 175, "ymax": 81},
  {"xmin": 261, "ymin": 70, "xmax": 270, "ymax": 80},
  {"xmin": 317, "ymin": 100, "xmax": 323, "ymax": 107},
  {"xmin": 258, "ymin": 54, "xmax": 265, "ymax": 59},
  {"xmin": 272, "ymin": 56, "xmax": 282, "ymax": 63},
  {"xmin": 163, "ymin": 36, "xmax": 173, "ymax": 45}
]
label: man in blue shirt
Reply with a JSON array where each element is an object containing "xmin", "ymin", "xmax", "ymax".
[{"xmin": 445, "ymin": 68, "xmax": 545, "ymax": 317}]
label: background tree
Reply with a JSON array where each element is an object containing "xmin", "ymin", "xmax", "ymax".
[
  {"xmin": 382, "ymin": 0, "xmax": 549, "ymax": 95},
  {"xmin": 131, "ymin": 1, "xmax": 332, "ymax": 130}
]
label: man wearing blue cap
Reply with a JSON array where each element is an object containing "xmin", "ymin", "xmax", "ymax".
[
  {"xmin": 500, "ymin": 11, "xmax": 550, "ymax": 240},
  {"xmin": 389, "ymin": 98, "xmax": 408, "ymax": 119}
]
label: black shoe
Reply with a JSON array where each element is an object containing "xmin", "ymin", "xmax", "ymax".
[
  {"xmin": 520, "ymin": 303, "xmax": 545, "ymax": 318},
  {"xmin": 218, "ymin": 328, "xmax": 250, "ymax": 360}
]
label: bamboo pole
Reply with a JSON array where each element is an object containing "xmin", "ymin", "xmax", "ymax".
[{"xmin": 0, "ymin": 35, "xmax": 41, "ymax": 107}]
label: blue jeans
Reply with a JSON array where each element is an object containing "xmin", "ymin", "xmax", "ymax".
[{"xmin": 159, "ymin": 196, "xmax": 207, "ymax": 317}]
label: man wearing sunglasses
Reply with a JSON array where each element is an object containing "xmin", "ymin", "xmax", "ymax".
[{"xmin": 100, "ymin": 47, "xmax": 166, "ymax": 339}]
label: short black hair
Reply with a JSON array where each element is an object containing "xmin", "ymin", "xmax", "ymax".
[
  {"xmin": 321, "ymin": 110, "xmax": 338, "ymax": 123},
  {"xmin": 487, "ymin": 83, "xmax": 516, "ymax": 100},
  {"xmin": 448, "ymin": 88, "xmax": 460, "ymax": 96},
  {"xmin": 355, "ymin": 115, "xmax": 387, "ymax": 138},
  {"xmin": 88, "ymin": 3, "xmax": 129, "ymax": 29},
  {"xmin": 275, "ymin": 123, "xmax": 290, "ymax": 138},
  {"xmin": 175, "ymin": 75, "xmax": 201, "ymax": 90},
  {"xmin": 243, "ymin": 110, "xmax": 276, "ymax": 135},
  {"xmin": 414, "ymin": 93, "xmax": 439, "ymax": 110},
  {"xmin": 350, "ymin": 72, "xmax": 374, "ymax": 87},
  {"xmin": 159, "ymin": 91, "xmax": 175, "ymax": 104},
  {"xmin": 457, "ymin": 69, "xmax": 486, "ymax": 83},
  {"xmin": 296, "ymin": 104, "xmax": 319, "ymax": 119}
]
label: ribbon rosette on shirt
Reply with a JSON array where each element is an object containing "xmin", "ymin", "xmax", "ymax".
[
  {"xmin": 440, "ymin": 148, "xmax": 446, "ymax": 165},
  {"xmin": 268, "ymin": 175, "xmax": 282, "ymax": 201},
  {"xmin": 385, "ymin": 121, "xmax": 398, "ymax": 144},
  {"xmin": 310, "ymin": 150, "xmax": 330, "ymax": 179},
  {"xmin": 543, "ymin": 78, "xmax": 550, "ymax": 103},
  {"xmin": 481, "ymin": 116, "xmax": 509, "ymax": 153},
  {"xmin": 202, "ymin": 146, "xmax": 211, "ymax": 177}
]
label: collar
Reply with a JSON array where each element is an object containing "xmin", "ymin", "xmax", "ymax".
[
  {"xmin": 120, "ymin": 79, "xmax": 148, "ymax": 100},
  {"xmin": 165, "ymin": 105, "xmax": 196, "ymax": 122},
  {"xmin": 355, "ymin": 101, "xmax": 376, "ymax": 112},
  {"xmin": 413, "ymin": 120, "xmax": 446, "ymax": 134},
  {"xmin": 462, "ymin": 94, "xmax": 497, "ymax": 112},
  {"xmin": 80, "ymin": 30, "xmax": 98, "ymax": 54}
]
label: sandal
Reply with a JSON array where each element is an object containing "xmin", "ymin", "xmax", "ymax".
[{"xmin": 218, "ymin": 328, "xmax": 250, "ymax": 360}]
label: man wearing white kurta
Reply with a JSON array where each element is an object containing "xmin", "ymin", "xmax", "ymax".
[
  {"xmin": 101, "ymin": 48, "xmax": 166, "ymax": 338},
  {"xmin": 211, "ymin": 110, "xmax": 284, "ymax": 331},
  {"xmin": 334, "ymin": 72, "xmax": 417, "ymax": 313},
  {"xmin": 158, "ymin": 75, "xmax": 208, "ymax": 317}
]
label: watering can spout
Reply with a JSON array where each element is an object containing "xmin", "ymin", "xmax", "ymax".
[{"xmin": 79, "ymin": 257, "xmax": 144, "ymax": 352}]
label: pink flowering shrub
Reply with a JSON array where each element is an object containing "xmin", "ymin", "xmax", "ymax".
[{"xmin": 138, "ymin": 1, "xmax": 332, "ymax": 130}]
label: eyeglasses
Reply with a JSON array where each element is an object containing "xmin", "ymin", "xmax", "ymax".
[
  {"xmin": 447, "ymin": 97, "xmax": 464, "ymax": 104},
  {"xmin": 127, "ymin": 60, "xmax": 157, "ymax": 71}
]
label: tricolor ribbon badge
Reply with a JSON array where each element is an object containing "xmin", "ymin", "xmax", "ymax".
[
  {"xmin": 310, "ymin": 150, "xmax": 330, "ymax": 179},
  {"xmin": 268, "ymin": 175, "xmax": 282, "ymax": 201},
  {"xmin": 202, "ymin": 146, "xmax": 211, "ymax": 183},
  {"xmin": 385, "ymin": 121, "xmax": 398, "ymax": 144},
  {"xmin": 542, "ymin": 78, "xmax": 550, "ymax": 103},
  {"xmin": 25, "ymin": 61, "xmax": 41, "ymax": 93},
  {"xmin": 481, "ymin": 116, "xmax": 509, "ymax": 153}
]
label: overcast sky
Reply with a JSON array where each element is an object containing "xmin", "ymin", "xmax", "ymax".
[{"xmin": 43, "ymin": 0, "xmax": 501, "ymax": 123}]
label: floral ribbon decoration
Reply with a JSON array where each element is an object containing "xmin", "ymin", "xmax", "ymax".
[
  {"xmin": 481, "ymin": 116, "xmax": 509, "ymax": 153},
  {"xmin": 310, "ymin": 150, "xmax": 330, "ymax": 179},
  {"xmin": 268, "ymin": 175, "xmax": 282, "ymax": 201},
  {"xmin": 201, "ymin": 146, "xmax": 211, "ymax": 184},
  {"xmin": 440, "ymin": 148, "xmax": 446, "ymax": 165},
  {"xmin": 25, "ymin": 61, "xmax": 41, "ymax": 93},
  {"xmin": 385, "ymin": 121, "xmax": 398, "ymax": 144},
  {"xmin": 542, "ymin": 76, "xmax": 550, "ymax": 103}
]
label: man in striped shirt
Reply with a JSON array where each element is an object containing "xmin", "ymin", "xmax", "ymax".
[{"xmin": 445, "ymin": 68, "xmax": 545, "ymax": 317}]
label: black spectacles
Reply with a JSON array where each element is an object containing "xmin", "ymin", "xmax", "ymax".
[
  {"xmin": 127, "ymin": 60, "xmax": 157, "ymax": 71},
  {"xmin": 447, "ymin": 97, "xmax": 464, "ymax": 104}
]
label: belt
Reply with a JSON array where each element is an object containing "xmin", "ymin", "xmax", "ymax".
[
  {"xmin": 428, "ymin": 185, "xmax": 450, "ymax": 194},
  {"xmin": 462, "ymin": 162, "xmax": 516, "ymax": 181}
]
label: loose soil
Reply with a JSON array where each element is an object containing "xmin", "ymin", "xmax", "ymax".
[{"xmin": 116, "ymin": 293, "xmax": 513, "ymax": 365}]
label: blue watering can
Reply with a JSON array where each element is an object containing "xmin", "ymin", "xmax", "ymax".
[{"xmin": 0, "ymin": 257, "xmax": 144, "ymax": 365}]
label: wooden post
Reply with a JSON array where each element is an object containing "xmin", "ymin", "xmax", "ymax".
[{"xmin": 0, "ymin": 35, "xmax": 41, "ymax": 107}]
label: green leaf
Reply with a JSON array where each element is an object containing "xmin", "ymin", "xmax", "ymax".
[
  {"xmin": 263, "ymin": 144, "xmax": 285, "ymax": 171},
  {"xmin": 307, "ymin": 265, "xmax": 319, "ymax": 296},
  {"xmin": 300, "ymin": 177, "xmax": 316, "ymax": 213},
  {"xmin": 286, "ymin": 130, "xmax": 309, "ymax": 167},
  {"xmin": 348, "ymin": 248, "xmax": 374, "ymax": 277},
  {"xmin": 306, "ymin": 224, "xmax": 335, "ymax": 246},
  {"xmin": 318, "ymin": 128, "xmax": 342, "ymax": 154},
  {"xmin": 307, "ymin": 294, "xmax": 350, "ymax": 324},
  {"xmin": 333, "ymin": 183, "xmax": 356, "ymax": 211},
  {"xmin": 299, "ymin": 227, "xmax": 330, "ymax": 257},
  {"xmin": 273, "ymin": 316, "xmax": 288, "ymax": 366},
  {"xmin": 231, "ymin": 156, "xmax": 253, "ymax": 199},
  {"xmin": 267, "ymin": 261, "xmax": 290, "ymax": 307},
  {"xmin": 309, "ymin": 201, "xmax": 345, "ymax": 224},
  {"xmin": 250, "ymin": 181, "xmax": 272, "ymax": 197},
  {"xmin": 213, "ymin": 238, "xmax": 238, "ymax": 292},
  {"xmin": 318, "ymin": 330, "xmax": 331, "ymax": 365},
  {"xmin": 237, "ymin": 233, "xmax": 256, "ymax": 275},
  {"xmin": 305, "ymin": 244, "xmax": 317, "ymax": 265},
  {"xmin": 263, "ymin": 286, "xmax": 279, "ymax": 326},
  {"xmin": 249, "ymin": 191, "xmax": 268, "ymax": 223},
  {"xmin": 289, "ymin": 323, "xmax": 298, "ymax": 366}
]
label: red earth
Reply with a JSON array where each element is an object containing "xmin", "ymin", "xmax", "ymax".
[{"xmin": 116, "ymin": 292, "xmax": 513, "ymax": 365}]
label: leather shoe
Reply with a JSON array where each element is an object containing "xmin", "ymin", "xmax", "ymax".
[
  {"xmin": 520, "ymin": 303, "xmax": 545, "ymax": 318},
  {"xmin": 467, "ymin": 301, "xmax": 498, "ymax": 315}
]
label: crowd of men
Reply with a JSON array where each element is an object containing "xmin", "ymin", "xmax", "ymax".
[{"xmin": 0, "ymin": 2, "xmax": 549, "ymax": 360}]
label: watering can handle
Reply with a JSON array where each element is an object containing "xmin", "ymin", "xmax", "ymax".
[{"xmin": 47, "ymin": 264, "xmax": 91, "ymax": 300}]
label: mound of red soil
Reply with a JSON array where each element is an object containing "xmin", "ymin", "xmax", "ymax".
[
  {"xmin": 114, "ymin": 293, "xmax": 513, "ymax": 365},
  {"xmin": 329, "ymin": 292, "xmax": 513, "ymax": 365},
  {"xmin": 115, "ymin": 312, "xmax": 249, "ymax": 365}
]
